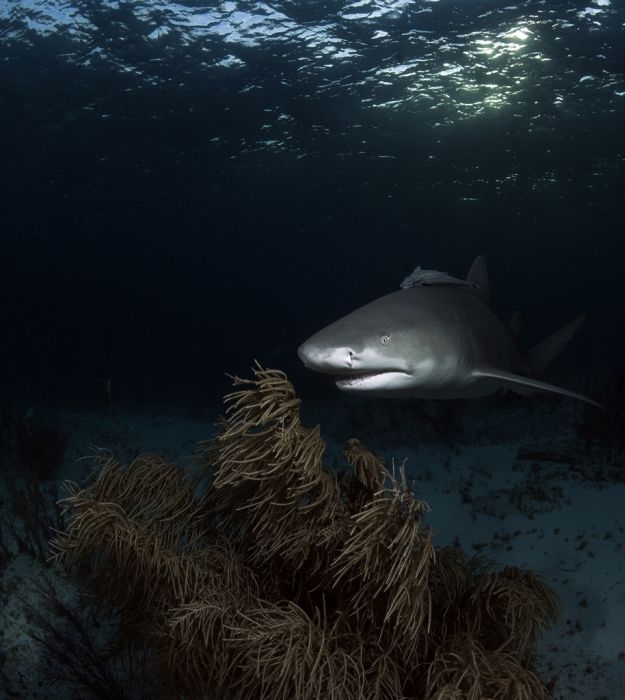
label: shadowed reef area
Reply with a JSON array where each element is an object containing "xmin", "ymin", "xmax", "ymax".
[{"xmin": 51, "ymin": 365, "xmax": 560, "ymax": 699}]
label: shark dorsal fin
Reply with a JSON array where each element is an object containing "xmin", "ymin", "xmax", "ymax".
[{"xmin": 466, "ymin": 255, "xmax": 490, "ymax": 305}]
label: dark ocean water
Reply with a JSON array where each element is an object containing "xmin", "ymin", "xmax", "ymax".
[{"xmin": 1, "ymin": 0, "xmax": 624, "ymax": 408}]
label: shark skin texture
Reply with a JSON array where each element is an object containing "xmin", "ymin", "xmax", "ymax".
[{"xmin": 298, "ymin": 256, "xmax": 602, "ymax": 408}]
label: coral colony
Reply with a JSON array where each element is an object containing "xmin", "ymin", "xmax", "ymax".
[{"xmin": 48, "ymin": 365, "xmax": 560, "ymax": 699}]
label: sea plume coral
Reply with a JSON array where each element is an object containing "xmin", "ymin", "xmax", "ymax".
[{"xmin": 51, "ymin": 364, "xmax": 559, "ymax": 699}]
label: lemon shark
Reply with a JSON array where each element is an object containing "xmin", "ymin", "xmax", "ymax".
[{"xmin": 298, "ymin": 256, "xmax": 601, "ymax": 407}]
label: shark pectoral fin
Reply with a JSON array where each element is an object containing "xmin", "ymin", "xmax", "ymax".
[{"xmin": 472, "ymin": 368, "xmax": 604, "ymax": 409}]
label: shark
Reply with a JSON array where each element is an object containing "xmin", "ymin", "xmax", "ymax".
[{"xmin": 297, "ymin": 256, "xmax": 601, "ymax": 408}]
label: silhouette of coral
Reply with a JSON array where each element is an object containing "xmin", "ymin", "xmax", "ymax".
[
  {"xmin": 11, "ymin": 407, "xmax": 68, "ymax": 479},
  {"xmin": 52, "ymin": 364, "xmax": 559, "ymax": 699},
  {"xmin": 25, "ymin": 578, "xmax": 156, "ymax": 700},
  {"xmin": 576, "ymin": 364, "xmax": 625, "ymax": 451}
]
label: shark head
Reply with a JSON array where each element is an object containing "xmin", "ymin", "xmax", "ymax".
[
  {"xmin": 297, "ymin": 329, "xmax": 417, "ymax": 394},
  {"xmin": 297, "ymin": 286, "xmax": 468, "ymax": 397}
]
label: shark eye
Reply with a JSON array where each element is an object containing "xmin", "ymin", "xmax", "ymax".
[{"xmin": 380, "ymin": 335, "xmax": 390, "ymax": 345}]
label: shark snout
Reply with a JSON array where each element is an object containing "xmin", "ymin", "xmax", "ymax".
[{"xmin": 297, "ymin": 341, "xmax": 357, "ymax": 374}]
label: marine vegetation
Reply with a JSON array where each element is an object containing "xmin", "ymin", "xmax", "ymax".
[
  {"xmin": 51, "ymin": 365, "xmax": 560, "ymax": 699},
  {"xmin": 576, "ymin": 363, "xmax": 625, "ymax": 451},
  {"xmin": 0, "ymin": 403, "xmax": 66, "ymax": 568},
  {"xmin": 1, "ymin": 403, "xmax": 69, "ymax": 480}
]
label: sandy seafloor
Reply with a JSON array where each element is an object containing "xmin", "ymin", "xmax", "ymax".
[{"xmin": 1, "ymin": 395, "xmax": 624, "ymax": 699}]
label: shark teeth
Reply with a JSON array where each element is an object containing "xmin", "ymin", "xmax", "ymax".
[{"xmin": 336, "ymin": 372, "xmax": 384, "ymax": 386}]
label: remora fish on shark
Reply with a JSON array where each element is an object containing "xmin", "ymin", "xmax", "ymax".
[{"xmin": 298, "ymin": 256, "xmax": 601, "ymax": 408}]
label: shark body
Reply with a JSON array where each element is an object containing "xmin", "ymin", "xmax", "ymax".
[{"xmin": 298, "ymin": 256, "xmax": 601, "ymax": 408}]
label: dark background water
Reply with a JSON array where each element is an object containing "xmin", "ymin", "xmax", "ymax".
[{"xmin": 1, "ymin": 0, "xmax": 623, "ymax": 410}]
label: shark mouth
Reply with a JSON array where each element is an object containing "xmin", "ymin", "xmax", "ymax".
[
  {"xmin": 335, "ymin": 370, "xmax": 409, "ymax": 390},
  {"xmin": 335, "ymin": 371, "xmax": 385, "ymax": 387}
]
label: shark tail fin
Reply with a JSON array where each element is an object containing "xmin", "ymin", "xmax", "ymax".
[
  {"xmin": 527, "ymin": 314, "xmax": 586, "ymax": 378},
  {"xmin": 466, "ymin": 255, "xmax": 490, "ymax": 305},
  {"xmin": 508, "ymin": 310, "xmax": 523, "ymax": 343}
]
